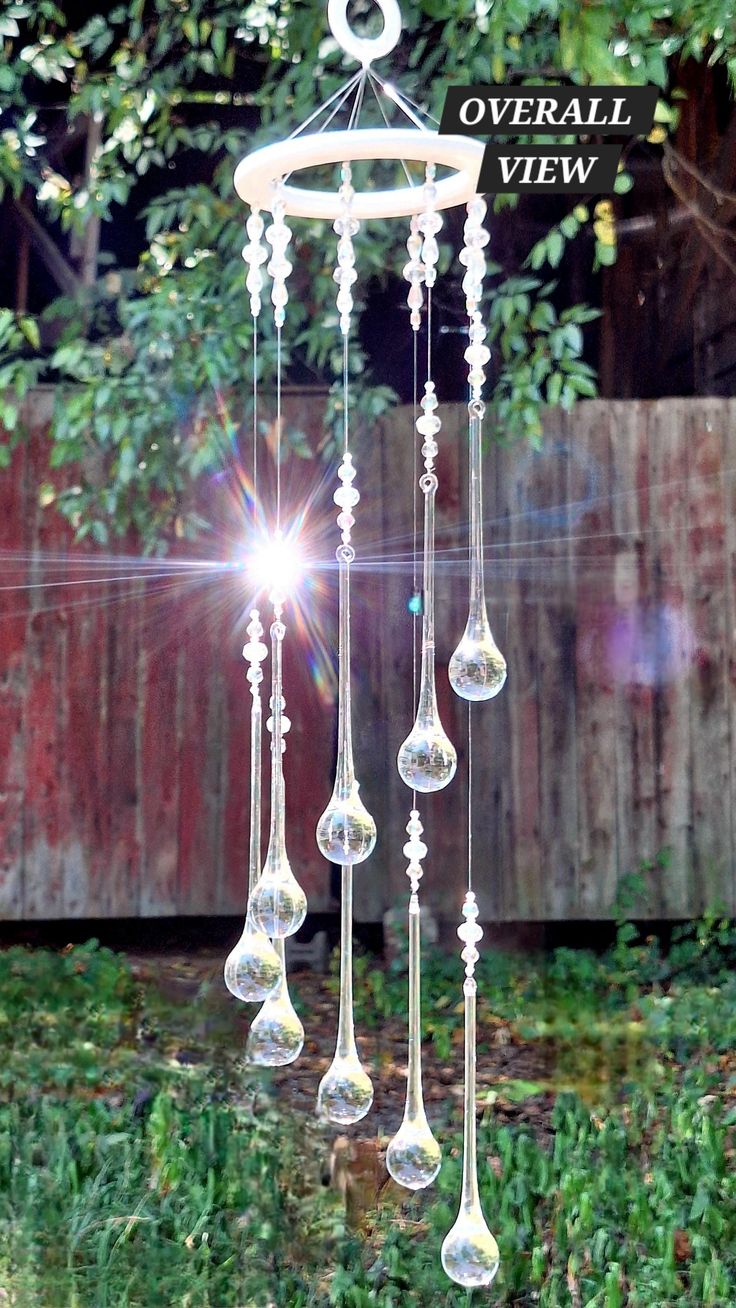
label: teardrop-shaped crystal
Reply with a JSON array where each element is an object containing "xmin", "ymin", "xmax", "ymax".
[
  {"xmin": 246, "ymin": 940, "xmax": 304, "ymax": 1067},
  {"xmin": 250, "ymin": 616, "xmax": 307, "ymax": 939},
  {"xmin": 386, "ymin": 1114, "xmax": 441, "ymax": 1189},
  {"xmin": 442, "ymin": 904, "xmax": 500, "ymax": 1290},
  {"xmin": 451, "ymin": 397, "xmax": 507, "ymax": 707},
  {"xmin": 397, "ymin": 719, "xmax": 456, "ymax": 792},
  {"xmin": 316, "ymin": 781, "xmax": 376, "ymax": 866},
  {"xmin": 249, "ymin": 854, "xmax": 307, "ymax": 939},
  {"xmin": 224, "ymin": 916, "xmax": 281, "ymax": 1003},
  {"xmin": 317, "ymin": 1053, "xmax": 374, "ymax": 1125},
  {"xmin": 398, "ymin": 423, "xmax": 456, "ymax": 794},
  {"xmin": 449, "ymin": 608, "xmax": 507, "ymax": 701},
  {"xmin": 441, "ymin": 1211, "xmax": 500, "ymax": 1287},
  {"xmin": 386, "ymin": 892, "xmax": 441, "ymax": 1188},
  {"xmin": 317, "ymin": 864, "xmax": 374, "ymax": 1125}
]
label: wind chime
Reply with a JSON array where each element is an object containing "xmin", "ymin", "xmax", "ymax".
[{"xmin": 224, "ymin": 0, "xmax": 507, "ymax": 1287}]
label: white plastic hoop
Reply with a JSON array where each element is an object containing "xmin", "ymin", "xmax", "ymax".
[
  {"xmin": 234, "ymin": 129, "xmax": 484, "ymax": 220},
  {"xmin": 327, "ymin": 0, "xmax": 402, "ymax": 67}
]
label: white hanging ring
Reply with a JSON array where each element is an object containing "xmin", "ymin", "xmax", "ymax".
[
  {"xmin": 328, "ymin": 0, "xmax": 402, "ymax": 67},
  {"xmin": 234, "ymin": 128, "xmax": 484, "ymax": 221}
]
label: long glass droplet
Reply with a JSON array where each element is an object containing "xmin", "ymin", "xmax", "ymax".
[
  {"xmin": 441, "ymin": 896, "xmax": 499, "ymax": 1288},
  {"xmin": 386, "ymin": 890, "xmax": 441, "ymax": 1188},
  {"xmin": 449, "ymin": 402, "xmax": 506, "ymax": 701},
  {"xmin": 224, "ymin": 614, "xmax": 281, "ymax": 1002},
  {"xmin": 398, "ymin": 391, "xmax": 456, "ymax": 792},
  {"xmin": 317, "ymin": 541, "xmax": 376, "ymax": 865},
  {"xmin": 317, "ymin": 862, "xmax": 374, "ymax": 1124},
  {"xmin": 245, "ymin": 937, "xmax": 304, "ymax": 1067},
  {"xmin": 250, "ymin": 615, "xmax": 307, "ymax": 938}
]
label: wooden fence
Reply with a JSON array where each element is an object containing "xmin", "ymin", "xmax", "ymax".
[{"xmin": 1, "ymin": 392, "xmax": 735, "ymax": 921}]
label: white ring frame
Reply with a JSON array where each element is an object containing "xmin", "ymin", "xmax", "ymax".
[
  {"xmin": 233, "ymin": 129, "xmax": 484, "ymax": 220},
  {"xmin": 327, "ymin": 0, "xmax": 402, "ymax": 66}
]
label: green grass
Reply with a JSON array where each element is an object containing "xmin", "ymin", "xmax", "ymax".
[{"xmin": 0, "ymin": 923, "xmax": 735, "ymax": 1306}]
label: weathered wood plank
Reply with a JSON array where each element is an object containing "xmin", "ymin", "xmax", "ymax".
[
  {"xmin": 648, "ymin": 398, "xmax": 693, "ymax": 917},
  {"xmin": 0, "ymin": 437, "xmax": 28, "ymax": 916},
  {"xmin": 139, "ymin": 613, "xmax": 181, "ymax": 917},
  {"xmin": 503, "ymin": 428, "xmax": 542, "ymax": 920},
  {"xmin": 22, "ymin": 426, "xmax": 68, "ymax": 919},
  {"xmin": 687, "ymin": 399, "xmax": 732, "ymax": 913},
  {"xmin": 533, "ymin": 406, "xmax": 578, "ymax": 918},
  {"xmin": 3, "ymin": 393, "xmax": 736, "ymax": 922},
  {"xmin": 722, "ymin": 399, "xmax": 736, "ymax": 914}
]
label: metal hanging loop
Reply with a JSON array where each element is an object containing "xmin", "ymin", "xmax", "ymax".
[{"xmin": 328, "ymin": 0, "xmax": 402, "ymax": 67}]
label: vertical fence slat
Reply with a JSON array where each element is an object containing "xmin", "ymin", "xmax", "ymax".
[
  {"xmin": 572, "ymin": 403, "xmax": 618, "ymax": 914},
  {"xmin": 687, "ymin": 399, "xmax": 732, "ymax": 912},
  {"xmin": 0, "ymin": 438, "xmax": 27, "ymax": 916},
  {"xmin": 139, "ymin": 608, "xmax": 181, "ymax": 917},
  {"xmin": 649, "ymin": 399, "xmax": 693, "ymax": 916},
  {"xmin": 723, "ymin": 399, "xmax": 736, "ymax": 914}
]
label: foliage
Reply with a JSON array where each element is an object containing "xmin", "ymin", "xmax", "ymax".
[
  {"xmin": 1, "ymin": 0, "xmax": 735, "ymax": 546},
  {"xmin": 1, "ymin": 926, "xmax": 736, "ymax": 1304}
]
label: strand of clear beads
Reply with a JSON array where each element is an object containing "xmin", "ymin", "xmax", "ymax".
[
  {"xmin": 333, "ymin": 163, "xmax": 358, "ymax": 338},
  {"xmin": 449, "ymin": 196, "xmax": 507, "ymax": 702},
  {"xmin": 248, "ymin": 579, "xmax": 307, "ymax": 943},
  {"xmin": 403, "ymin": 214, "xmax": 425, "ymax": 332},
  {"xmin": 397, "ymin": 381, "xmax": 456, "ymax": 792},
  {"xmin": 316, "ymin": 164, "xmax": 376, "ymax": 1127},
  {"xmin": 440, "ymin": 892, "xmax": 500, "ymax": 1286},
  {"xmin": 417, "ymin": 163, "xmax": 442, "ymax": 291},
  {"xmin": 242, "ymin": 207, "xmax": 269, "ymax": 320},
  {"xmin": 266, "ymin": 181, "xmax": 292, "ymax": 330}
]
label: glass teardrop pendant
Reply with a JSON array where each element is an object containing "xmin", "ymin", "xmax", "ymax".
[
  {"xmin": 449, "ymin": 398, "xmax": 506, "ymax": 702},
  {"xmin": 249, "ymin": 615, "xmax": 307, "ymax": 939},
  {"xmin": 316, "ymin": 542, "xmax": 376, "ymax": 866},
  {"xmin": 441, "ymin": 893, "xmax": 500, "ymax": 1288},
  {"xmin": 224, "ymin": 611, "xmax": 281, "ymax": 1002},
  {"xmin": 386, "ymin": 877, "xmax": 441, "ymax": 1189},
  {"xmin": 224, "ymin": 919, "xmax": 281, "ymax": 1003},
  {"xmin": 316, "ymin": 781, "xmax": 376, "ymax": 865},
  {"xmin": 397, "ymin": 393, "xmax": 456, "ymax": 793},
  {"xmin": 317, "ymin": 864, "xmax": 374, "ymax": 1125},
  {"xmin": 246, "ymin": 937, "xmax": 304, "ymax": 1067}
]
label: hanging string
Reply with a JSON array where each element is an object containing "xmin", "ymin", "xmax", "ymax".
[
  {"xmin": 276, "ymin": 324, "xmax": 282, "ymax": 532},
  {"xmin": 412, "ymin": 328, "xmax": 418, "ymax": 772},
  {"xmin": 467, "ymin": 702, "xmax": 472, "ymax": 894},
  {"xmin": 253, "ymin": 325, "xmax": 258, "ymax": 529}
]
